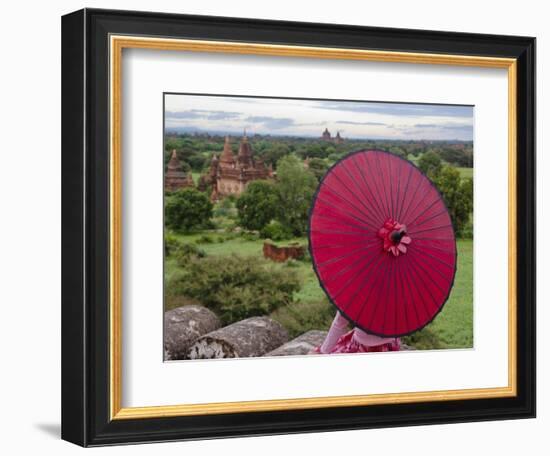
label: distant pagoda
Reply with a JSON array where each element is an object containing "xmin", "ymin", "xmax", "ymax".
[
  {"xmin": 321, "ymin": 128, "xmax": 344, "ymax": 143},
  {"xmin": 165, "ymin": 149, "xmax": 195, "ymax": 191}
]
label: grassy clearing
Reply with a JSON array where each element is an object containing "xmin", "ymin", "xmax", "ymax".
[
  {"xmin": 407, "ymin": 154, "xmax": 420, "ymax": 165},
  {"xmin": 457, "ymin": 167, "xmax": 473, "ymax": 179},
  {"xmin": 406, "ymin": 239, "xmax": 473, "ymax": 349},
  {"xmin": 405, "ymin": 152, "xmax": 472, "ymax": 181},
  {"xmin": 165, "ymin": 231, "xmax": 473, "ymax": 349}
]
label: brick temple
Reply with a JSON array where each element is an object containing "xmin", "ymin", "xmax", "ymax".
[{"xmin": 200, "ymin": 133, "xmax": 272, "ymax": 200}]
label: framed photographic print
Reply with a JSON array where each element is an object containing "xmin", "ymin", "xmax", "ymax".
[{"xmin": 61, "ymin": 8, "xmax": 536, "ymax": 447}]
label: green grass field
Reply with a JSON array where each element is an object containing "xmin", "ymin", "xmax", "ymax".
[
  {"xmin": 457, "ymin": 167, "xmax": 473, "ymax": 179},
  {"xmin": 165, "ymin": 231, "xmax": 473, "ymax": 349},
  {"xmin": 406, "ymin": 153, "xmax": 472, "ymax": 181}
]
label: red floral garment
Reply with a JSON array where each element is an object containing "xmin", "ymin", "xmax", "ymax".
[{"xmin": 329, "ymin": 330, "xmax": 401, "ymax": 353}]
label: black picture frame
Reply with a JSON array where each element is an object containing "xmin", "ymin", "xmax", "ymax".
[{"xmin": 62, "ymin": 8, "xmax": 536, "ymax": 447}]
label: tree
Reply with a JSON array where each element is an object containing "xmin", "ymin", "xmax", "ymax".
[
  {"xmin": 262, "ymin": 144, "xmax": 290, "ymax": 168},
  {"xmin": 236, "ymin": 180, "xmax": 278, "ymax": 231},
  {"xmin": 417, "ymin": 151, "xmax": 442, "ymax": 179},
  {"xmin": 307, "ymin": 158, "xmax": 329, "ymax": 182},
  {"xmin": 388, "ymin": 146, "xmax": 407, "ymax": 159},
  {"xmin": 433, "ymin": 166, "xmax": 473, "ymax": 236},
  {"xmin": 165, "ymin": 188, "xmax": 213, "ymax": 233},
  {"xmin": 185, "ymin": 153, "xmax": 207, "ymax": 171},
  {"xmin": 275, "ymin": 155, "xmax": 318, "ymax": 236},
  {"xmin": 439, "ymin": 146, "xmax": 473, "ymax": 167},
  {"xmin": 324, "ymin": 145, "xmax": 336, "ymax": 158}
]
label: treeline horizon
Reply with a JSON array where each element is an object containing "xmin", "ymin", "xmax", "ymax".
[
  {"xmin": 164, "ymin": 131, "xmax": 474, "ymax": 174},
  {"xmin": 165, "ymin": 129, "xmax": 473, "ymax": 144}
]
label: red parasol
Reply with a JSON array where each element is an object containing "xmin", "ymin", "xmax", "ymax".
[{"xmin": 309, "ymin": 150, "xmax": 457, "ymax": 337}]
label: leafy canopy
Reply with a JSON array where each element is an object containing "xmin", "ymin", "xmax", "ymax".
[
  {"xmin": 165, "ymin": 188, "xmax": 213, "ymax": 233},
  {"xmin": 433, "ymin": 167, "xmax": 473, "ymax": 237},
  {"xmin": 235, "ymin": 180, "xmax": 278, "ymax": 231},
  {"xmin": 275, "ymin": 155, "xmax": 318, "ymax": 237},
  {"xmin": 417, "ymin": 150, "xmax": 443, "ymax": 179}
]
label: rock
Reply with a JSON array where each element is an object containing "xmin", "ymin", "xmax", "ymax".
[
  {"xmin": 186, "ymin": 317, "xmax": 289, "ymax": 359},
  {"xmin": 164, "ymin": 305, "xmax": 221, "ymax": 360},
  {"xmin": 265, "ymin": 330, "xmax": 328, "ymax": 356}
]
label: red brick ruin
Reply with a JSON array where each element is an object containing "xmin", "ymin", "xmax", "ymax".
[
  {"xmin": 165, "ymin": 149, "xmax": 195, "ymax": 192},
  {"xmin": 263, "ymin": 242, "xmax": 305, "ymax": 262},
  {"xmin": 199, "ymin": 133, "xmax": 273, "ymax": 201}
]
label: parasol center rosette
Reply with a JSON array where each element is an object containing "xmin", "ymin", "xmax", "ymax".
[
  {"xmin": 378, "ymin": 218, "xmax": 412, "ymax": 257},
  {"xmin": 308, "ymin": 150, "xmax": 457, "ymax": 338}
]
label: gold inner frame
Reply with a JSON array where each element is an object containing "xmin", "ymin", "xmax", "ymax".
[{"xmin": 109, "ymin": 35, "xmax": 518, "ymax": 420}]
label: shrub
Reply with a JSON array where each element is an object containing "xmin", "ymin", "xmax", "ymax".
[
  {"xmin": 298, "ymin": 248, "xmax": 312, "ymax": 263},
  {"xmin": 164, "ymin": 231, "xmax": 182, "ymax": 257},
  {"xmin": 172, "ymin": 255, "xmax": 301, "ymax": 325},
  {"xmin": 271, "ymin": 298, "xmax": 335, "ymax": 339},
  {"xmin": 165, "ymin": 188, "xmax": 213, "ymax": 233},
  {"xmin": 213, "ymin": 197, "xmax": 235, "ymax": 218},
  {"xmin": 260, "ymin": 220, "xmax": 293, "ymax": 241},
  {"xmin": 240, "ymin": 231, "xmax": 260, "ymax": 241},
  {"xmin": 461, "ymin": 217, "xmax": 474, "ymax": 239},
  {"xmin": 196, "ymin": 234, "xmax": 214, "ymax": 244},
  {"xmin": 223, "ymin": 230, "xmax": 239, "ymax": 240},
  {"xmin": 174, "ymin": 243, "xmax": 206, "ymax": 266},
  {"xmin": 212, "ymin": 213, "xmax": 236, "ymax": 231},
  {"xmin": 164, "ymin": 294, "xmax": 202, "ymax": 312}
]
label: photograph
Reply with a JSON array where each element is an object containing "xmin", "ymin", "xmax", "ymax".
[{"xmin": 162, "ymin": 94, "xmax": 474, "ymax": 361}]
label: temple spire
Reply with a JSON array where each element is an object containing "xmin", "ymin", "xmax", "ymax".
[
  {"xmin": 167, "ymin": 149, "xmax": 180, "ymax": 170},
  {"xmin": 165, "ymin": 149, "xmax": 194, "ymax": 191},
  {"xmin": 238, "ymin": 130, "xmax": 252, "ymax": 166},
  {"xmin": 220, "ymin": 135, "xmax": 235, "ymax": 164}
]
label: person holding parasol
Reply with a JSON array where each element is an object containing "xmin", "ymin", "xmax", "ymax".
[{"xmin": 308, "ymin": 150, "xmax": 457, "ymax": 354}]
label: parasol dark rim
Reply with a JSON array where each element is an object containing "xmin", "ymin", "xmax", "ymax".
[{"xmin": 307, "ymin": 148, "xmax": 459, "ymax": 338}]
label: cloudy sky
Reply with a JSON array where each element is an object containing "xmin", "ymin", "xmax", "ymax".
[{"xmin": 164, "ymin": 94, "xmax": 473, "ymax": 141}]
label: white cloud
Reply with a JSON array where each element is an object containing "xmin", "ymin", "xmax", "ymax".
[{"xmin": 164, "ymin": 94, "xmax": 473, "ymax": 140}]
